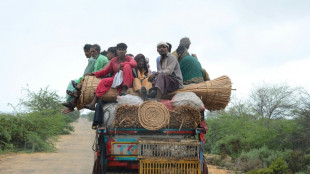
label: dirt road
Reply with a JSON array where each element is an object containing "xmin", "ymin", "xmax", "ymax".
[
  {"xmin": 0, "ymin": 118, "xmax": 95, "ymax": 174},
  {"xmin": 0, "ymin": 118, "xmax": 233, "ymax": 174}
]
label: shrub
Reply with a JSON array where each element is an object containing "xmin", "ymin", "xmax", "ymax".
[
  {"xmin": 0, "ymin": 112, "xmax": 74, "ymax": 153},
  {"xmin": 211, "ymin": 134, "xmax": 243, "ymax": 157},
  {"xmin": 247, "ymin": 158, "xmax": 291, "ymax": 174},
  {"xmin": 284, "ymin": 150, "xmax": 310, "ymax": 173}
]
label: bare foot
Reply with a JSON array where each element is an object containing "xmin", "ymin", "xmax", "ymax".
[{"xmin": 61, "ymin": 107, "xmax": 74, "ymax": 114}]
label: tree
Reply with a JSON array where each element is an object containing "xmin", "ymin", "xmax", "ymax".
[
  {"xmin": 20, "ymin": 86, "xmax": 62, "ymax": 112},
  {"xmin": 294, "ymin": 89, "xmax": 310, "ymax": 151},
  {"xmin": 249, "ymin": 83, "xmax": 300, "ymax": 119},
  {"xmin": 226, "ymin": 94, "xmax": 254, "ymax": 118}
]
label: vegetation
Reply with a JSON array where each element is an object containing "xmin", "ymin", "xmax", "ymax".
[
  {"xmin": 0, "ymin": 86, "xmax": 79, "ymax": 154},
  {"xmin": 205, "ymin": 84, "xmax": 310, "ymax": 173}
]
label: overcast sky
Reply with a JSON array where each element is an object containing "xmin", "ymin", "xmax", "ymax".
[{"xmin": 1, "ymin": 0, "xmax": 309, "ymax": 113}]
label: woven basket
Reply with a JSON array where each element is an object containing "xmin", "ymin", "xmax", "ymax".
[
  {"xmin": 76, "ymin": 76, "xmax": 139, "ymax": 110},
  {"xmin": 138, "ymin": 101, "xmax": 170, "ymax": 130},
  {"xmin": 166, "ymin": 75, "xmax": 232, "ymax": 111}
]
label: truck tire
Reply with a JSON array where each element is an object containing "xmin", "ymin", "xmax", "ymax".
[
  {"xmin": 99, "ymin": 135, "xmax": 107, "ymax": 174},
  {"xmin": 203, "ymin": 157, "xmax": 208, "ymax": 174}
]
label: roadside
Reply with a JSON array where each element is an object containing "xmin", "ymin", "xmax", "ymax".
[{"xmin": 0, "ymin": 118, "xmax": 95, "ymax": 174}]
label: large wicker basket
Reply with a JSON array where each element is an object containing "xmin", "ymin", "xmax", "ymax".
[
  {"xmin": 166, "ymin": 75, "xmax": 232, "ymax": 111},
  {"xmin": 76, "ymin": 76, "xmax": 139, "ymax": 110}
]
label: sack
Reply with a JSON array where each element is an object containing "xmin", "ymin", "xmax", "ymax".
[
  {"xmin": 103, "ymin": 103, "xmax": 119, "ymax": 128},
  {"xmin": 116, "ymin": 94, "xmax": 143, "ymax": 106},
  {"xmin": 111, "ymin": 70, "xmax": 123, "ymax": 88},
  {"xmin": 171, "ymin": 92, "xmax": 205, "ymax": 111}
]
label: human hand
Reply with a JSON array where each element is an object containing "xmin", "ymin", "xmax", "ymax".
[{"xmin": 148, "ymin": 72, "xmax": 158, "ymax": 82}]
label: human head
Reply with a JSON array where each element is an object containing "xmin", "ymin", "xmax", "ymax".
[
  {"xmin": 157, "ymin": 42, "xmax": 169, "ymax": 56},
  {"xmin": 100, "ymin": 50, "xmax": 108, "ymax": 56},
  {"xmin": 134, "ymin": 54, "xmax": 147, "ymax": 70},
  {"xmin": 116, "ymin": 43, "xmax": 127, "ymax": 58},
  {"xmin": 180, "ymin": 37, "xmax": 191, "ymax": 49},
  {"xmin": 90, "ymin": 44, "xmax": 101, "ymax": 59},
  {"xmin": 106, "ymin": 47, "xmax": 117, "ymax": 60},
  {"xmin": 83, "ymin": 44, "xmax": 92, "ymax": 58},
  {"xmin": 176, "ymin": 45, "xmax": 187, "ymax": 58},
  {"xmin": 167, "ymin": 42, "xmax": 172, "ymax": 52}
]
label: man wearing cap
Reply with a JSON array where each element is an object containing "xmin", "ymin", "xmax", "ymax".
[{"xmin": 148, "ymin": 42, "xmax": 183, "ymax": 101}]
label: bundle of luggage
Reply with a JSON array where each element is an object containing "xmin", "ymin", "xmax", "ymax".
[{"xmin": 90, "ymin": 74, "xmax": 232, "ymax": 130}]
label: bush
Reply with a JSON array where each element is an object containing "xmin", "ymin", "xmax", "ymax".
[
  {"xmin": 247, "ymin": 158, "xmax": 291, "ymax": 174},
  {"xmin": 239, "ymin": 146, "xmax": 287, "ymax": 168},
  {"xmin": 0, "ymin": 86, "xmax": 75, "ymax": 153},
  {"xmin": 284, "ymin": 150, "xmax": 310, "ymax": 173},
  {"xmin": 211, "ymin": 134, "xmax": 243, "ymax": 157},
  {"xmin": 0, "ymin": 112, "xmax": 74, "ymax": 153}
]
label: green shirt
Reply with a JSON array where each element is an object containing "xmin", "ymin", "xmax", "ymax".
[
  {"xmin": 83, "ymin": 57, "xmax": 96, "ymax": 75},
  {"xmin": 93, "ymin": 54, "xmax": 109, "ymax": 72}
]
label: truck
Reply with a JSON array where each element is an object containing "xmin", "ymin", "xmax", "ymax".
[
  {"xmin": 92, "ymin": 107, "xmax": 208, "ymax": 174},
  {"xmin": 85, "ymin": 75, "xmax": 232, "ymax": 174}
]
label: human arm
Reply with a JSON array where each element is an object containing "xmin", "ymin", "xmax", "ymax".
[
  {"xmin": 148, "ymin": 72, "xmax": 159, "ymax": 82},
  {"xmin": 120, "ymin": 56, "xmax": 137, "ymax": 68},
  {"xmin": 93, "ymin": 60, "xmax": 113, "ymax": 78}
]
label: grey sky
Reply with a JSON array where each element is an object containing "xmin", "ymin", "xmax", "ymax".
[{"xmin": 1, "ymin": 0, "xmax": 309, "ymax": 112}]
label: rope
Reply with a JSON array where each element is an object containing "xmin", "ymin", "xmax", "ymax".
[{"xmin": 138, "ymin": 101, "xmax": 170, "ymax": 130}]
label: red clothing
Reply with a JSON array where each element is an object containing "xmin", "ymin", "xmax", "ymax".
[{"xmin": 93, "ymin": 56, "xmax": 137, "ymax": 97}]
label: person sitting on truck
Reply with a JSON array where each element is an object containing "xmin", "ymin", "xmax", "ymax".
[
  {"xmin": 176, "ymin": 45, "xmax": 204, "ymax": 85},
  {"xmin": 132, "ymin": 54, "xmax": 152, "ymax": 100},
  {"xmin": 84, "ymin": 43, "xmax": 137, "ymax": 110},
  {"xmin": 148, "ymin": 42, "xmax": 183, "ymax": 101},
  {"xmin": 61, "ymin": 44, "xmax": 109, "ymax": 113},
  {"xmin": 175, "ymin": 37, "xmax": 211, "ymax": 81},
  {"xmin": 156, "ymin": 42, "xmax": 172, "ymax": 70}
]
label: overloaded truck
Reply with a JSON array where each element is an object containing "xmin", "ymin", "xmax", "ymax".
[{"xmin": 78, "ymin": 76, "xmax": 232, "ymax": 174}]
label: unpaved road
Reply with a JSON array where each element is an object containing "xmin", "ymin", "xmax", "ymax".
[
  {"xmin": 0, "ymin": 118, "xmax": 233, "ymax": 174},
  {"xmin": 0, "ymin": 118, "xmax": 95, "ymax": 174}
]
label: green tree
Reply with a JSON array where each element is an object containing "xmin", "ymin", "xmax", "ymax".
[{"xmin": 20, "ymin": 86, "xmax": 62, "ymax": 112}]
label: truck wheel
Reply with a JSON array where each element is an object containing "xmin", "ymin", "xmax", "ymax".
[
  {"xmin": 203, "ymin": 157, "xmax": 208, "ymax": 174},
  {"xmin": 99, "ymin": 135, "xmax": 107, "ymax": 174}
]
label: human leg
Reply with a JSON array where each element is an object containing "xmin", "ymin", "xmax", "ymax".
[
  {"xmin": 120, "ymin": 64, "xmax": 134, "ymax": 96},
  {"xmin": 155, "ymin": 74, "xmax": 179, "ymax": 96}
]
